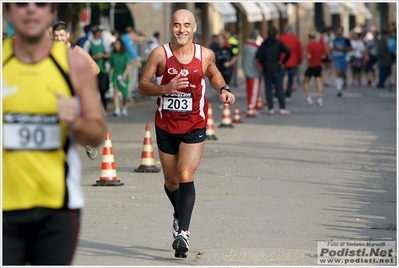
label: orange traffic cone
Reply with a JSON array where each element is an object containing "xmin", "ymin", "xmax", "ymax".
[
  {"xmin": 93, "ymin": 131, "xmax": 124, "ymax": 186},
  {"xmin": 255, "ymin": 95, "xmax": 264, "ymax": 110},
  {"xmin": 247, "ymin": 103, "xmax": 256, "ymax": 118},
  {"xmin": 218, "ymin": 103, "xmax": 234, "ymax": 128},
  {"xmin": 206, "ymin": 103, "xmax": 218, "ymax": 140},
  {"xmin": 135, "ymin": 124, "xmax": 160, "ymax": 173},
  {"xmin": 233, "ymin": 106, "xmax": 242, "ymax": 123}
]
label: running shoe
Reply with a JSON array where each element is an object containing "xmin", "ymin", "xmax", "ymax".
[
  {"xmin": 316, "ymin": 99, "xmax": 324, "ymax": 108},
  {"xmin": 306, "ymin": 98, "xmax": 314, "ymax": 106},
  {"xmin": 266, "ymin": 109, "xmax": 275, "ymax": 116},
  {"xmin": 175, "ymin": 250, "xmax": 187, "ymax": 258},
  {"xmin": 114, "ymin": 108, "xmax": 121, "ymax": 117},
  {"xmin": 172, "ymin": 230, "xmax": 190, "ymax": 255},
  {"xmin": 172, "ymin": 217, "xmax": 179, "ymax": 239},
  {"xmin": 121, "ymin": 106, "xmax": 128, "ymax": 116},
  {"xmin": 337, "ymin": 91, "xmax": 342, "ymax": 97},
  {"xmin": 279, "ymin": 109, "xmax": 290, "ymax": 116}
]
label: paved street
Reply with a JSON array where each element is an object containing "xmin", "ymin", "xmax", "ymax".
[{"xmin": 72, "ymin": 75, "xmax": 396, "ymax": 266}]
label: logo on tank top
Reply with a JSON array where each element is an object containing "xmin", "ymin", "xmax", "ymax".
[
  {"xmin": 2, "ymin": 80, "xmax": 18, "ymax": 99},
  {"xmin": 167, "ymin": 68, "xmax": 189, "ymax": 77}
]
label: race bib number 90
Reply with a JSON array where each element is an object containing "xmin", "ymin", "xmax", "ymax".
[
  {"xmin": 163, "ymin": 92, "xmax": 193, "ymax": 113},
  {"xmin": 3, "ymin": 113, "xmax": 61, "ymax": 150}
]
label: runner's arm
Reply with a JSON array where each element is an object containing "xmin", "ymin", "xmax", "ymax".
[
  {"xmin": 59, "ymin": 48, "xmax": 107, "ymax": 147},
  {"xmin": 138, "ymin": 46, "xmax": 189, "ymax": 96}
]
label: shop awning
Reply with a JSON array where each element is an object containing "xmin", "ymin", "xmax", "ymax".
[
  {"xmin": 340, "ymin": 3, "xmax": 357, "ymax": 16},
  {"xmin": 212, "ymin": 2, "xmax": 237, "ymax": 23},
  {"xmin": 235, "ymin": 2, "xmax": 264, "ymax": 22},
  {"xmin": 357, "ymin": 3, "xmax": 372, "ymax": 19},
  {"xmin": 341, "ymin": 2, "xmax": 372, "ymax": 19},
  {"xmin": 297, "ymin": 2, "xmax": 315, "ymax": 17},
  {"xmin": 274, "ymin": 2, "xmax": 288, "ymax": 19},
  {"xmin": 324, "ymin": 2, "xmax": 342, "ymax": 15},
  {"xmin": 257, "ymin": 2, "xmax": 280, "ymax": 21}
]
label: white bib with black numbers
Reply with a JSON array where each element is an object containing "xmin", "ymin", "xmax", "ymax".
[
  {"xmin": 163, "ymin": 92, "xmax": 193, "ymax": 113},
  {"xmin": 3, "ymin": 113, "xmax": 61, "ymax": 150}
]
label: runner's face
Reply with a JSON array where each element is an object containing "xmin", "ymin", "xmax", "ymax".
[
  {"xmin": 170, "ymin": 11, "xmax": 197, "ymax": 46},
  {"xmin": 53, "ymin": 30, "xmax": 69, "ymax": 44},
  {"xmin": 7, "ymin": 3, "xmax": 54, "ymax": 41}
]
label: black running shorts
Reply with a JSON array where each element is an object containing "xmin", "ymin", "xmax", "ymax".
[
  {"xmin": 304, "ymin": 66, "xmax": 322, "ymax": 78},
  {"xmin": 156, "ymin": 126, "xmax": 206, "ymax": 154},
  {"xmin": 3, "ymin": 207, "xmax": 80, "ymax": 265}
]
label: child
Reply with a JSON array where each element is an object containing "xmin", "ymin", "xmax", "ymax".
[{"xmin": 109, "ymin": 38, "xmax": 131, "ymax": 116}]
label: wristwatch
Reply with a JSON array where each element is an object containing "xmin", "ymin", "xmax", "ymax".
[{"xmin": 220, "ymin": 85, "xmax": 231, "ymax": 94}]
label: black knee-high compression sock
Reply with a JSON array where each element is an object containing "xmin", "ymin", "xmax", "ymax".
[
  {"xmin": 177, "ymin": 182, "xmax": 196, "ymax": 232},
  {"xmin": 164, "ymin": 184, "xmax": 180, "ymax": 218}
]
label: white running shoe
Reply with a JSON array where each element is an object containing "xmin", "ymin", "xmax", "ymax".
[
  {"xmin": 172, "ymin": 217, "xmax": 179, "ymax": 239},
  {"xmin": 306, "ymin": 97, "xmax": 314, "ymax": 106},
  {"xmin": 172, "ymin": 230, "xmax": 190, "ymax": 254},
  {"xmin": 121, "ymin": 106, "xmax": 128, "ymax": 116},
  {"xmin": 279, "ymin": 109, "xmax": 290, "ymax": 115},
  {"xmin": 114, "ymin": 107, "xmax": 121, "ymax": 117}
]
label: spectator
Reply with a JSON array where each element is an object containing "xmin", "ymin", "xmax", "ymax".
[
  {"xmin": 213, "ymin": 33, "xmax": 237, "ymax": 109},
  {"xmin": 110, "ymin": 29, "xmax": 120, "ymax": 44},
  {"xmin": 227, "ymin": 32, "xmax": 239, "ymax": 87},
  {"xmin": 76, "ymin": 24, "xmax": 93, "ymax": 48},
  {"xmin": 256, "ymin": 27, "xmax": 291, "ymax": 116},
  {"xmin": 109, "ymin": 38, "xmax": 131, "ymax": 116},
  {"xmin": 121, "ymin": 26, "xmax": 140, "ymax": 95},
  {"xmin": 279, "ymin": 23, "xmax": 303, "ymax": 102},
  {"xmin": 364, "ymin": 25, "xmax": 377, "ymax": 42},
  {"xmin": 376, "ymin": 30, "xmax": 392, "ymax": 89},
  {"xmin": 83, "ymin": 24, "xmax": 111, "ymax": 113},
  {"xmin": 349, "ymin": 27, "xmax": 366, "ymax": 86},
  {"xmin": 319, "ymin": 26, "xmax": 334, "ymax": 87},
  {"xmin": 303, "ymin": 33, "xmax": 326, "ymax": 107},
  {"xmin": 148, "ymin": 31, "xmax": 161, "ymax": 52},
  {"xmin": 331, "ymin": 25, "xmax": 352, "ymax": 97},
  {"xmin": 208, "ymin": 34, "xmax": 218, "ymax": 52},
  {"xmin": 364, "ymin": 30, "xmax": 379, "ymax": 87},
  {"xmin": 387, "ymin": 22, "xmax": 396, "ymax": 89},
  {"xmin": 242, "ymin": 29, "xmax": 263, "ymax": 115}
]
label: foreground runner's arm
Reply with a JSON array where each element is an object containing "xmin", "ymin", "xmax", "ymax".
[
  {"xmin": 56, "ymin": 47, "xmax": 106, "ymax": 147},
  {"xmin": 74, "ymin": 45, "xmax": 100, "ymax": 75}
]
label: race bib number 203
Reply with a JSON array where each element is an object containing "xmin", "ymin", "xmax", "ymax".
[{"xmin": 163, "ymin": 92, "xmax": 193, "ymax": 113}]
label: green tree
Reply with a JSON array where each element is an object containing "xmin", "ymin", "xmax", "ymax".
[{"xmin": 56, "ymin": 3, "xmax": 109, "ymax": 42}]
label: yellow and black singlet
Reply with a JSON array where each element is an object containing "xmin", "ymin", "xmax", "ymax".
[{"xmin": 2, "ymin": 37, "xmax": 84, "ymax": 211}]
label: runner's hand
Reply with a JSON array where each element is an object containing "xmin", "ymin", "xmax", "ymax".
[{"xmin": 165, "ymin": 74, "xmax": 189, "ymax": 94}]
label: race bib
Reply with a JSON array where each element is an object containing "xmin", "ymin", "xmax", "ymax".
[
  {"xmin": 3, "ymin": 113, "xmax": 61, "ymax": 150},
  {"xmin": 163, "ymin": 92, "xmax": 193, "ymax": 113}
]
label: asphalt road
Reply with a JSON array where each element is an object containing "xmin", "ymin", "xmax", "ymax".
[{"xmin": 72, "ymin": 75, "xmax": 397, "ymax": 266}]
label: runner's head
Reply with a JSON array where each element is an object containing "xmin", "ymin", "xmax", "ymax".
[
  {"xmin": 52, "ymin": 21, "xmax": 70, "ymax": 44},
  {"xmin": 5, "ymin": 3, "xmax": 58, "ymax": 42},
  {"xmin": 169, "ymin": 9, "xmax": 197, "ymax": 47}
]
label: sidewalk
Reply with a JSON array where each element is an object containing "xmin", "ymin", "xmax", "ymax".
[{"xmin": 72, "ymin": 76, "xmax": 397, "ymax": 266}]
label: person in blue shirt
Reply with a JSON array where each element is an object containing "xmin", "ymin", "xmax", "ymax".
[
  {"xmin": 121, "ymin": 27, "xmax": 141, "ymax": 94},
  {"xmin": 331, "ymin": 26, "xmax": 352, "ymax": 97}
]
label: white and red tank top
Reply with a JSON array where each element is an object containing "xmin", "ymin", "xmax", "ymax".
[{"xmin": 155, "ymin": 43, "xmax": 207, "ymax": 134}]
